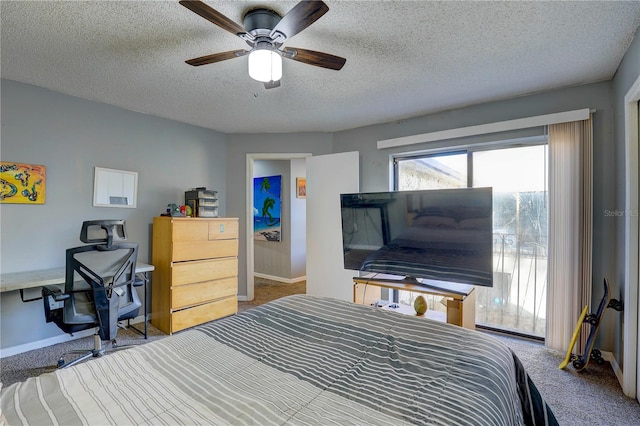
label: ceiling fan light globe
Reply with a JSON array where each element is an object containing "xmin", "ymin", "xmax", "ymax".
[{"xmin": 248, "ymin": 50, "xmax": 282, "ymax": 83}]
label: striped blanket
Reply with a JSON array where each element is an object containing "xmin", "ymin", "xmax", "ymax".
[{"xmin": 1, "ymin": 295, "xmax": 556, "ymax": 425}]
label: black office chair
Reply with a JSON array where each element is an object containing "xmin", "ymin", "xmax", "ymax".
[{"xmin": 42, "ymin": 220, "xmax": 142, "ymax": 368}]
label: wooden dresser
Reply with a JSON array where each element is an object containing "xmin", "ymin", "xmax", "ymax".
[{"xmin": 151, "ymin": 216, "xmax": 239, "ymax": 334}]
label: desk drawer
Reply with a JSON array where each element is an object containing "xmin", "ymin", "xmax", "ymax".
[
  {"xmin": 172, "ymin": 296, "xmax": 237, "ymax": 332},
  {"xmin": 172, "ymin": 240, "xmax": 238, "ymax": 262},
  {"xmin": 172, "ymin": 277, "xmax": 237, "ymax": 310}
]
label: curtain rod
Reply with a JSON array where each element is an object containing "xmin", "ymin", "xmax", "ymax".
[{"xmin": 377, "ymin": 108, "xmax": 592, "ymax": 150}]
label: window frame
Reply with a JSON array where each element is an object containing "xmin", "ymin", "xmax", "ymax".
[{"xmin": 392, "ymin": 137, "xmax": 549, "ymax": 338}]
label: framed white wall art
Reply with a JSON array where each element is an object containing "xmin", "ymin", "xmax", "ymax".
[{"xmin": 93, "ymin": 167, "xmax": 138, "ymax": 208}]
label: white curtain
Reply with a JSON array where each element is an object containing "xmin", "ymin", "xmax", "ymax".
[{"xmin": 547, "ymin": 117, "xmax": 593, "ymax": 352}]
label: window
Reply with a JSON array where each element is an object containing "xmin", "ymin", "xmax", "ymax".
[
  {"xmin": 395, "ymin": 143, "xmax": 548, "ymax": 338},
  {"xmin": 396, "ymin": 151, "xmax": 467, "ymax": 189}
]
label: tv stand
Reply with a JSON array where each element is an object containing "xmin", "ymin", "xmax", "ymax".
[{"xmin": 353, "ymin": 275, "xmax": 476, "ymax": 329}]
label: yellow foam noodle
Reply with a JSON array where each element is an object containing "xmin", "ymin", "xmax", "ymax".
[{"xmin": 559, "ymin": 305, "xmax": 589, "ymax": 369}]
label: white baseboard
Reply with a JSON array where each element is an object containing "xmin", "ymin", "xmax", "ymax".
[
  {"xmin": 254, "ymin": 273, "xmax": 307, "ymax": 284},
  {"xmin": 0, "ymin": 329, "xmax": 96, "ymax": 358},
  {"xmin": 0, "ymin": 314, "xmax": 146, "ymax": 358},
  {"xmin": 603, "ymin": 350, "xmax": 624, "ymax": 388}
]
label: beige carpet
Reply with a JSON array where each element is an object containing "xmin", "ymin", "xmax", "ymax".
[{"xmin": 495, "ymin": 334, "xmax": 640, "ymax": 425}]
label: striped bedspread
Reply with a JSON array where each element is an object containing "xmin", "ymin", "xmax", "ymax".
[{"xmin": 1, "ymin": 294, "xmax": 556, "ymax": 425}]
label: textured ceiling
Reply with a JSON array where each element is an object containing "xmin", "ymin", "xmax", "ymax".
[{"xmin": 2, "ymin": 1, "xmax": 640, "ymax": 134}]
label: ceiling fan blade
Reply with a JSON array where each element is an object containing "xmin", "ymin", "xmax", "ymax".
[
  {"xmin": 270, "ymin": 1, "xmax": 329, "ymax": 41},
  {"xmin": 185, "ymin": 49, "xmax": 248, "ymax": 66},
  {"xmin": 264, "ymin": 80, "xmax": 281, "ymax": 89},
  {"xmin": 179, "ymin": 0, "xmax": 246, "ymax": 37},
  {"xmin": 283, "ymin": 47, "xmax": 346, "ymax": 70}
]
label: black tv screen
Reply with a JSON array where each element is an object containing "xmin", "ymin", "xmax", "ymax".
[{"xmin": 340, "ymin": 187, "xmax": 493, "ymax": 287}]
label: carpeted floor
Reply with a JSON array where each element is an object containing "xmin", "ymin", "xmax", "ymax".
[
  {"xmin": 0, "ymin": 323, "xmax": 168, "ymax": 388},
  {"xmin": 496, "ymin": 334, "xmax": 640, "ymax": 425},
  {"xmin": 2, "ymin": 279, "xmax": 639, "ymax": 425}
]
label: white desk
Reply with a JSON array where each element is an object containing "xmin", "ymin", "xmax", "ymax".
[
  {"xmin": 0, "ymin": 262, "xmax": 155, "ymax": 338},
  {"xmin": 0, "ymin": 262, "xmax": 154, "ymax": 293}
]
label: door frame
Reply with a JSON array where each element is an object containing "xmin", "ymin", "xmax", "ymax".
[
  {"xmin": 245, "ymin": 153, "xmax": 312, "ymax": 301},
  {"xmin": 623, "ymin": 74, "xmax": 640, "ymax": 399}
]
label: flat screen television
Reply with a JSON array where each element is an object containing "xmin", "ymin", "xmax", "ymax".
[{"xmin": 340, "ymin": 187, "xmax": 493, "ymax": 288}]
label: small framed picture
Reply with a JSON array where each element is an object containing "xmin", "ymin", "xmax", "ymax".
[
  {"xmin": 93, "ymin": 167, "xmax": 137, "ymax": 208},
  {"xmin": 296, "ymin": 177, "xmax": 306, "ymax": 198}
]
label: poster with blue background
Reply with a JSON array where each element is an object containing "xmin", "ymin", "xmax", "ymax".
[{"xmin": 253, "ymin": 175, "xmax": 282, "ymax": 241}]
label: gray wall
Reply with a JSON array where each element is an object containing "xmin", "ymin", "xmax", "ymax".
[
  {"xmin": 0, "ymin": 79, "xmax": 228, "ymax": 350},
  {"xmin": 612, "ymin": 26, "xmax": 640, "ymax": 368},
  {"xmin": 225, "ymin": 133, "xmax": 332, "ymax": 296}
]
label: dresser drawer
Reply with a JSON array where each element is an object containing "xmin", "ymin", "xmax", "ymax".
[
  {"xmin": 172, "ymin": 277, "xmax": 237, "ymax": 310},
  {"xmin": 172, "ymin": 221, "xmax": 209, "ymax": 241},
  {"xmin": 172, "ymin": 257, "xmax": 237, "ymax": 286},
  {"xmin": 209, "ymin": 219, "xmax": 239, "ymax": 240},
  {"xmin": 172, "ymin": 239, "xmax": 238, "ymax": 262},
  {"xmin": 172, "ymin": 219, "xmax": 239, "ymax": 242},
  {"xmin": 172, "ymin": 296, "xmax": 237, "ymax": 333}
]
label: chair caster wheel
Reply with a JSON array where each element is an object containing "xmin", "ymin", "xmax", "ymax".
[{"xmin": 57, "ymin": 358, "xmax": 65, "ymax": 368}]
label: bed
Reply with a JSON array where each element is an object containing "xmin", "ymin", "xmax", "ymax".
[{"xmin": 1, "ymin": 294, "xmax": 557, "ymax": 425}]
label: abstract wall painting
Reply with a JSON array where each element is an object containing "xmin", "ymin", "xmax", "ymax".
[
  {"xmin": 0, "ymin": 162, "xmax": 46, "ymax": 204},
  {"xmin": 254, "ymin": 175, "xmax": 282, "ymax": 242}
]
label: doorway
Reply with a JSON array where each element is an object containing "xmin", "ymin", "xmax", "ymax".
[{"xmin": 245, "ymin": 153, "xmax": 311, "ymax": 301}]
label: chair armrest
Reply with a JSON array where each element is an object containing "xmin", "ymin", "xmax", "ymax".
[{"xmin": 42, "ymin": 285, "xmax": 70, "ymax": 301}]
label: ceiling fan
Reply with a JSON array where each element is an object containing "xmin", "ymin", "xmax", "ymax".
[{"xmin": 179, "ymin": 0, "xmax": 346, "ymax": 89}]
